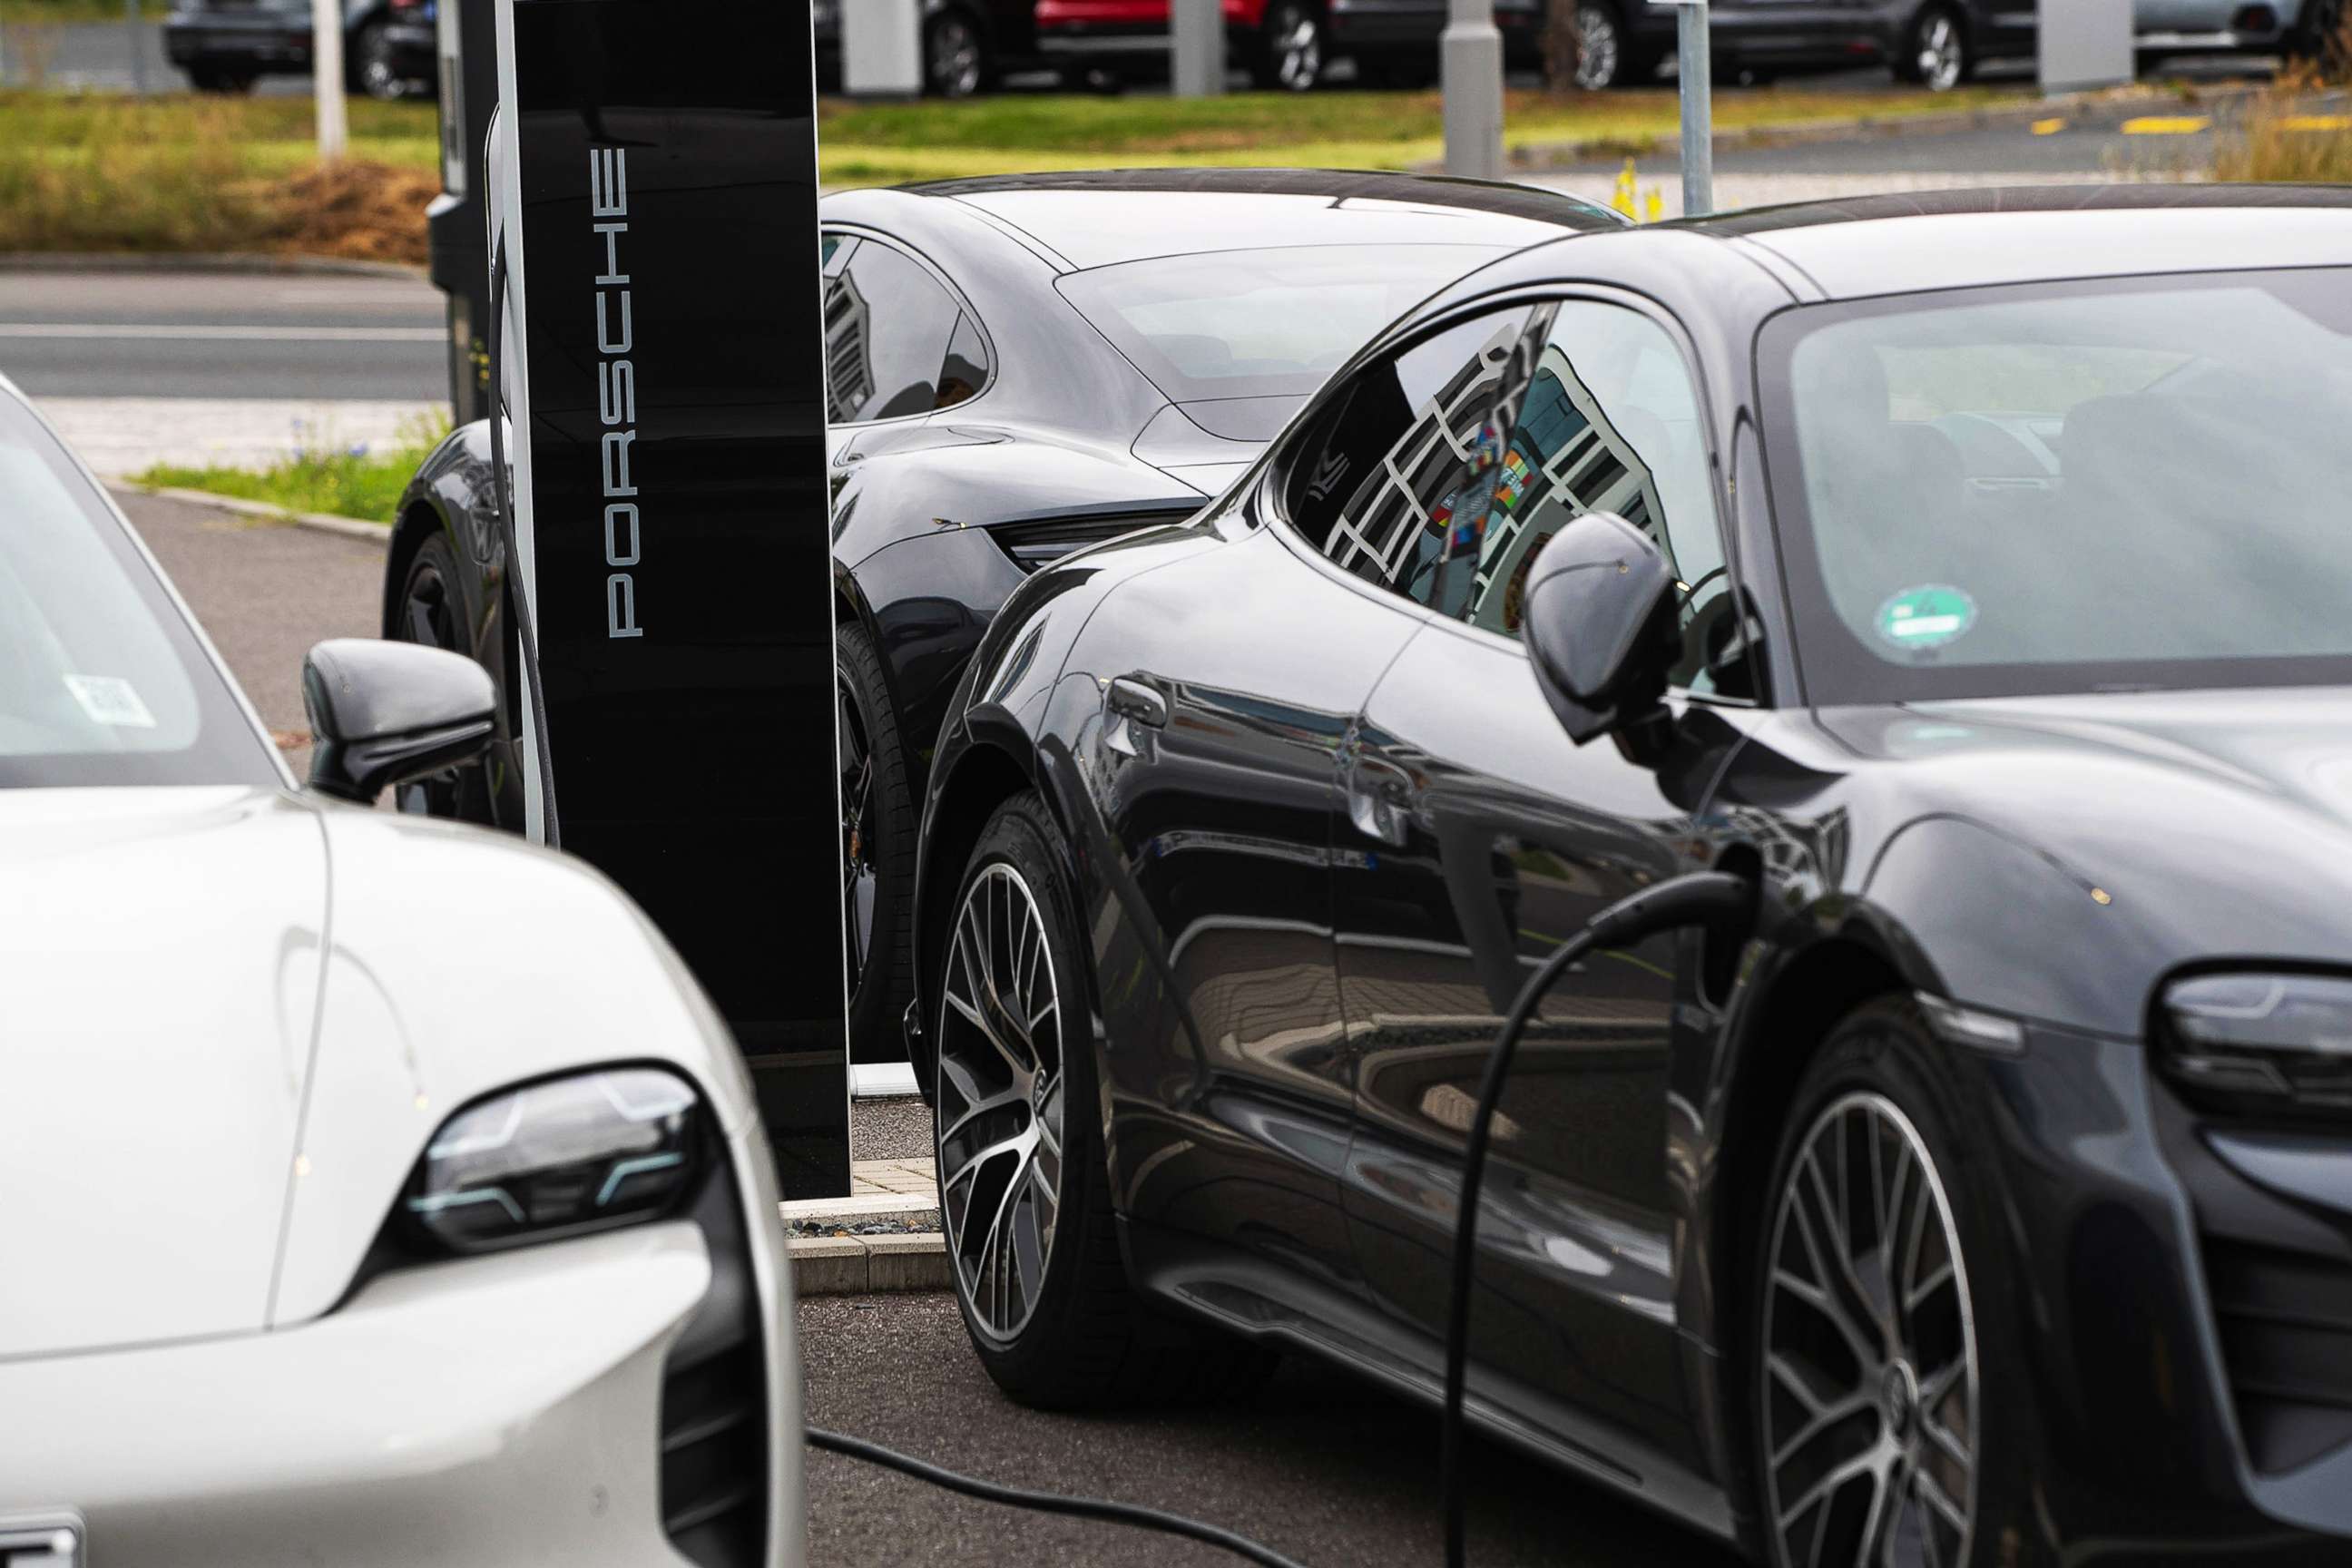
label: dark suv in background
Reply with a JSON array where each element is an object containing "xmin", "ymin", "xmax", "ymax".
[{"xmin": 164, "ymin": 0, "xmax": 436, "ymax": 98}]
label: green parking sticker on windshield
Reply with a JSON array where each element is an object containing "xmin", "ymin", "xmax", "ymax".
[{"xmin": 1876, "ymin": 585, "xmax": 1977, "ymax": 652}]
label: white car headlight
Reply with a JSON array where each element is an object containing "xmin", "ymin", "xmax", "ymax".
[{"xmin": 402, "ymin": 1067, "xmax": 704, "ymax": 1253}]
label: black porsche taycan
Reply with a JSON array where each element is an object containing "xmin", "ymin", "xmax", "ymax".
[
  {"xmin": 912, "ymin": 185, "xmax": 2352, "ymax": 1566},
  {"xmin": 380, "ymin": 168, "xmax": 1620, "ymax": 1063}
]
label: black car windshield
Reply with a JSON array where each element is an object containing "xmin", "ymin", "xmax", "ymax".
[
  {"xmin": 1760, "ymin": 269, "xmax": 2352, "ymax": 703},
  {"xmin": 1058, "ymin": 244, "xmax": 1510, "ymax": 402},
  {"xmin": 0, "ymin": 392, "xmax": 279, "ymax": 789}
]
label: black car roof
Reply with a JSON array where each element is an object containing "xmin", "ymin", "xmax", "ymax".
[
  {"xmin": 1674, "ymin": 183, "xmax": 2352, "ymax": 300},
  {"xmin": 890, "ymin": 167, "xmax": 1624, "ymax": 270}
]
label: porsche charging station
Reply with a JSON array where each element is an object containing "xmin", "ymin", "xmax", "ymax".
[{"xmin": 478, "ymin": 0, "xmax": 848, "ymax": 1200}]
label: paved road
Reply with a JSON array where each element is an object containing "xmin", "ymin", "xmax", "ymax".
[
  {"xmin": 800, "ymin": 1292, "xmax": 1740, "ymax": 1568},
  {"xmin": 0, "ymin": 270, "xmax": 448, "ymax": 402},
  {"xmin": 117, "ymin": 486, "xmax": 385, "ymax": 774}
]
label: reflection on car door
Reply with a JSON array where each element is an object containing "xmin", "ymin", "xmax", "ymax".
[
  {"xmin": 1311, "ymin": 297, "xmax": 1746, "ymax": 1475},
  {"xmin": 1063, "ymin": 526, "xmax": 1416, "ymax": 1289}
]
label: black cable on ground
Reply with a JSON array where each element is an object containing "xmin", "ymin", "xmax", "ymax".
[
  {"xmin": 1438, "ymin": 871, "xmax": 1753, "ymax": 1568},
  {"xmin": 485, "ymin": 233, "xmax": 561, "ymax": 848},
  {"xmin": 808, "ymin": 1426, "xmax": 1315, "ymax": 1568}
]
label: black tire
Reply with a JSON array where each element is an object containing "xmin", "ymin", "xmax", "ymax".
[
  {"xmin": 1364, "ymin": 50, "xmax": 1438, "ymax": 90},
  {"xmin": 1564, "ymin": 2, "xmax": 1653, "ymax": 91},
  {"xmin": 388, "ymin": 533, "xmax": 496, "ymax": 824},
  {"xmin": 1749, "ymin": 998, "xmax": 2031, "ymax": 1568},
  {"xmin": 1251, "ymin": 0, "xmax": 1328, "ymax": 91},
  {"xmin": 1894, "ymin": 4, "xmax": 1971, "ymax": 91},
  {"xmin": 2292, "ymin": 0, "xmax": 2347, "ymax": 65},
  {"xmin": 837, "ymin": 619, "xmax": 916, "ymax": 1066},
  {"xmin": 353, "ymin": 20, "xmax": 414, "ymax": 101},
  {"xmin": 924, "ymin": 8, "xmax": 990, "ymax": 98},
  {"xmin": 187, "ymin": 64, "xmax": 258, "ymax": 94},
  {"xmin": 936, "ymin": 792, "xmax": 1277, "ymax": 1408}
]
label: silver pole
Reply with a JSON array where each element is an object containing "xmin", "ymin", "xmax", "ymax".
[
  {"xmin": 312, "ymin": 0, "xmax": 348, "ymax": 160},
  {"xmin": 1676, "ymin": 3, "xmax": 1712, "ymax": 216},
  {"xmin": 1172, "ymin": 0, "xmax": 1223, "ymax": 97},
  {"xmin": 125, "ymin": 0, "xmax": 148, "ymax": 94},
  {"xmin": 1442, "ymin": 0, "xmax": 1503, "ymax": 181}
]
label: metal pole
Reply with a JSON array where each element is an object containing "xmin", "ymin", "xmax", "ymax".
[
  {"xmin": 312, "ymin": 0, "xmax": 348, "ymax": 161},
  {"xmin": 1675, "ymin": 2, "xmax": 1712, "ymax": 216},
  {"xmin": 124, "ymin": 0, "xmax": 148, "ymax": 94},
  {"xmin": 1442, "ymin": 0, "xmax": 1503, "ymax": 181},
  {"xmin": 1172, "ymin": 0, "xmax": 1224, "ymax": 98}
]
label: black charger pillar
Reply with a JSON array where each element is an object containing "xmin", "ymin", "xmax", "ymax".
[{"xmin": 494, "ymin": 0, "xmax": 848, "ymax": 1197}]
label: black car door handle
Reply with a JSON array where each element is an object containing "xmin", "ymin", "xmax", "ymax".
[{"xmin": 1107, "ymin": 676, "xmax": 1170, "ymax": 729}]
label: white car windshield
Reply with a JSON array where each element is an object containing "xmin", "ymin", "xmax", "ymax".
[{"xmin": 0, "ymin": 393, "xmax": 277, "ymax": 788}]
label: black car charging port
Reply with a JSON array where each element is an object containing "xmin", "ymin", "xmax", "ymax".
[{"xmin": 1438, "ymin": 867, "xmax": 1759, "ymax": 1568}]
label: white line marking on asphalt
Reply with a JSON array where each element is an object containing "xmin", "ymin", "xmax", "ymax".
[{"xmin": 0, "ymin": 323, "xmax": 445, "ymax": 343}]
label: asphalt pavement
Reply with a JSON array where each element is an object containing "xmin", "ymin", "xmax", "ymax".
[
  {"xmin": 0, "ymin": 269, "xmax": 448, "ymax": 402},
  {"xmin": 117, "ymin": 486, "xmax": 385, "ymax": 774},
  {"xmin": 800, "ymin": 1292, "xmax": 1740, "ymax": 1568}
]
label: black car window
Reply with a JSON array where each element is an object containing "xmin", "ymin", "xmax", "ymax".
[
  {"xmin": 1284, "ymin": 299, "xmax": 1734, "ymax": 694},
  {"xmin": 1463, "ymin": 302, "xmax": 1730, "ymax": 693},
  {"xmin": 826, "ymin": 239, "xmax": 962, "ymax": 424},
  {"xmin": 938, "ymin": 312, "xmax": 988, "ymax": 411},
  {"xmin": 1283, "ymin": 305, "xmax": 1535, "ymax": 605}
]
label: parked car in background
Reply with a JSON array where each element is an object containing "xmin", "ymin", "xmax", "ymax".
[
  {"xmin": 813, "ymin": 0, "xmax": 1044, "ymax": 97},
  {"xmin": 2138, "ymin": 0, "xmax": 2346, "ymax": 67},
  {"xmin": 0, "ymin": 373, "xmax": 796, "ymax": 1566},
  {"xmin": 1701, "ymin": 0, "xmax": 2037, "ymax": 89},
  {"xmin": 382, "ymin": 168, "xmax": 1622, "ymax": 1066},
  {"xmin": 912, "ymin": 184, "xmax": 2352, "ymax": 1567},
  {"xmin": 1033, "ymin": 0, "xmax": 1552, "ymax": 92},
  {"xmin": 164, "ymin": 0, "xmax": 436, "ymax": 98}
]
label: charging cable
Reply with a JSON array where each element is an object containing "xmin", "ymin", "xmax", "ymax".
[
  {"xmin": 1439, "ymin": 870, "xmax": 1754, "ymax": 1568},
  {"xmin": 808, "ymin": 1426, "xmax": 1313, "ymax": 1568},
  {"xmin": 485, "ymin": 235, "xmax": 562, "ymax": 848}
]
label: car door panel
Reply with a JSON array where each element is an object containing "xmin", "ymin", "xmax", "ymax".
[
  {"xmin": 1301, "ymin": 291, "xmax": 1746, "ymax": 1465},
  {"xmin": 1337, "ymin": 621, "xmax": 1704, "ymax": 1459},
  {"xmin": 1063, "ymin": 524, "xmax": 1425, "ymax": 1288}
]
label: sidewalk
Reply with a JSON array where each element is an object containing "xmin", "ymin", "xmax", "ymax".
[
  {"xmin": 37, "ymin": 396, "xmax": 445, "ymax": 478},
  {"xmin": 785, "ymin": 1155, "xmax": 947, "ymax": 1298}
]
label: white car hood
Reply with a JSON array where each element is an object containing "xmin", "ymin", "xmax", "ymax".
[
  {"xmin": 0, "ymin": 788, "xmax": 326, "ymax": 1359},
  {"xmin": 0, "ymin": 786, "xmax": 760, "ymax": 1362}
]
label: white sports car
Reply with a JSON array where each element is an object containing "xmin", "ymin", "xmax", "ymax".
[{"xmin": 0, "ymin": 374, "xmax": 800, "ymax": 1568}]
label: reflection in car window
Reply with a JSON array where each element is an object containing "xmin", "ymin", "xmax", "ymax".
[
  {"xmin": 0, "ymin": 395, "xmax": 278, "ymax": 789},
  {"xmin": 938, "ymin": 312, "xmax": 988, "ymax": 410},
  {"xmin": 825, "ymin": 240, "xmax": 963, "ymax": 423},
  {"xmin": 1289, "ymin": 300, "xmax": 1734, "ymax": 693},
  {"xmin": 1286, "ymin": 306, "xmax": 1534, "ymax": 593}
]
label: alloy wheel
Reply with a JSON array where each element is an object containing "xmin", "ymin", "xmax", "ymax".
[
  {"xmin": 1574, "ymin": 5, "xmax": 1621, "ymax": 90},
  {"xmin": 1761, "ymin": 1093, "xmax": 1978, "ymax": 1568},
  {"xmin": 1269, "ymin": 6, "xmax": 1323, "ymax": 91},
  {"xmin": 936, "ymin": 862, "xmax": 1065, "ymax": 1343},
  {"xmin": 928, "ymin": 16, "xmax": 985, "ymax": 98},
  {"xmin": 393, "ymin": 558, "xmax": 464, "ymax": 817},
  {"xmin": 1915, "ymin": 13, "xmax": 1964, "ymax": 92},
  {"xmin": 358, "ymin": 31, "xmax": 409, "ymax": 100},
  {"xmin": 837, "ymin": 669, "xmax": 880, "ymax": 999}
]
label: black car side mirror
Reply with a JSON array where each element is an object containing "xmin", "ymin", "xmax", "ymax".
[
  {"xmin": 1519, "ymin": 513, "xmax": 1681, "ymax": 750},
  {"xmin": 302, "ymin": 638, "xmax": 496, "ymax": 806}
]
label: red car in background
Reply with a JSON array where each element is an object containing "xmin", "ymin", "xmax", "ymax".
[{"xmin": 1036, "ymin": 0, "xmax": 1553, "ymax": 91}]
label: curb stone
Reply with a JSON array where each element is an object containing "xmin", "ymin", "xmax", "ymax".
[
  {"xmin": 789, "ymin": 1231, "xmax": 949, "ymax": 1296},
  {"xmin": 0, "ymin": 252, "xmax": 430, "ymax": 280},
  {"xmin": 108, "ymin": 481, "xmax": 393, "ymax": 548},
  {"xmin": 1479, "ymin": 81, "xmax": 2281, "ymax": 173}
]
